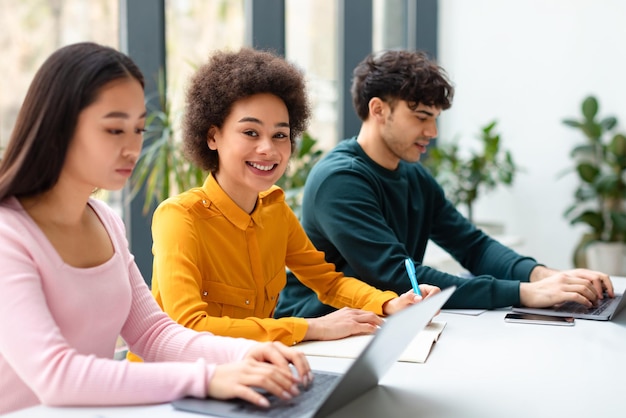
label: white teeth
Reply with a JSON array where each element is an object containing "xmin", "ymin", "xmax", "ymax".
[{"xmin": 249, "ymin": 162, "xmax": 274, "ymax": 171}]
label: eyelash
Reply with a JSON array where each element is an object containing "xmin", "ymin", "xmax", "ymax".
[
  {"xmin": 107, "ymin": 128, "xmax": 146, "ymax": 135},
  {"xmin": 243, "ymin": 130, "xmax": 289, "ymax": 140}
]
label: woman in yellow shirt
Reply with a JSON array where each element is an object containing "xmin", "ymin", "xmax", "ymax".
[{"xmin": 147, "ymin": 48, "xmax": 439, "ymax": 349}]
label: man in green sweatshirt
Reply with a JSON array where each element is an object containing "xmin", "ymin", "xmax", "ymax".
[{"xmin": 276, "ymin": 49, "xmax": 613, "ymax": 317}]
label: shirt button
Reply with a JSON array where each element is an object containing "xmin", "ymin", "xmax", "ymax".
[
  {"xmin": 245, "ymin": 299, "xmax": 250, "ymax": 305},
  {"xmin": 203, "ymin": 291, "xmax": 208, "ymax": 296}
]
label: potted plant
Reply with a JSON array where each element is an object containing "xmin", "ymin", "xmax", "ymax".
[
  {"xmin": 423, "ymin": 120, "xmax": 519, "ymax": 231},
  {"xmin": 129, "ymin": 71, "xmax": 206, "ymax": 214},
  {"xmin": 275, "ymin": 131, "xmax": 323, "ymax": 218},
  {"xmin": 561, "ymin": 95, "xmax": 626, "ymax": 274}
]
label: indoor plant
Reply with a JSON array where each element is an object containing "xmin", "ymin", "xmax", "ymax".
[
  {"xmin": 275, "ymin": 131, "xmax": 323, "ymax": 218},
  {"xmin": 423, "ymin": 120, "xmax": 519, "ymax": 227},
  {"xmin": 561, "ymin": 95, "xmax": 626, "ymax": 273},
  {"xmin": 129, "ymin": 71, "xmax": 206, "ymax": 214}
]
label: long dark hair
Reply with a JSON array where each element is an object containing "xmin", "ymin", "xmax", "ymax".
[{"xmin": 0, "ymin": 42, "xmax": 144, "ymax": 202}]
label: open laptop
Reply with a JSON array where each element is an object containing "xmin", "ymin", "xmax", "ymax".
[
  {"xmin": 512, "ymin": 291, "xmax": 625, "ymax": 321},
  {"xmin": 171, "ymin": 286, "xmax": 455, "ymax": 418}
]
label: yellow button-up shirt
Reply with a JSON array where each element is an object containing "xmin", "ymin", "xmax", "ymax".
[{"xmin": 150, "ymin": 174, "xmax": 397, "ymax": 346}]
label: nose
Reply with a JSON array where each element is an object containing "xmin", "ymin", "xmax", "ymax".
[
  {"xmin": 124, "ymin": 135, "xmax": 143, "ymax": 161},
  {"xmin": 424, "ymin": 121, "xmax": 438, "ymax": 139},
  {"xmin": 256, "ymin": 135, "xmax": 277, "ymax": 156}
]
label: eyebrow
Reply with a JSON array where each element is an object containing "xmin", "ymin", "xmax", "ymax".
[
  {"xmin": 238, "ymin": 116, "xmax": 290, "ymax": 128},
  {"xmin": 103, "ymin": 110, "xmax": 147, "ymax": 119},
  {"xmin": 415, "ymin": 109, "xmax": 436, "ymax": 117}
]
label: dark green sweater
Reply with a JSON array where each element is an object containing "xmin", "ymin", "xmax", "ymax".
[{"xmin": 275, "ymin": 138, "xmax": 537, "ymax": 318}]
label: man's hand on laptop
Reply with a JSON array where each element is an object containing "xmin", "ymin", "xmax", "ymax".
[
  {"xmin": 520, "ymin": 267, "xmax": 614, "ymax": 308},
  {"xmin": 208, "ymin": 342, "xmax": 311, "ymax": 408}
]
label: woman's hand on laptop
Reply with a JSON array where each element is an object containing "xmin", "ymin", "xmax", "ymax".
[
  {"xmin": 520, "ymin": 270, "xmax": 613, "ymax": 308},
  {"xmin": 208, "ymin": 342, "xmax": 311, "ymax": 408},
  {"xmin": 382, "ymin": 284, "xmax": 441, "ymax": 315}
]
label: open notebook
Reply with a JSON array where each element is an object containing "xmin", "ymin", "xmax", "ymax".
[{"xmin": 294, "ymin": 320, "xmax": 446, "ymax": 363}]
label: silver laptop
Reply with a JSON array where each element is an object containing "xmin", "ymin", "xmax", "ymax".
[
  {"xmin": 171, "ymin": 286, "xmax": 455, "ymax": 418},
  {"xmin": 512, "ymin": 292, "xmax": 625, "ymax": 321}
]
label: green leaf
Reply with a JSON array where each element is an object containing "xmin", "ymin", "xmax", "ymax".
[
  {"xmin": 562, "ymin": 119, "xmax": 582, "ymax": 128},
  {"xmin": 600, "ymin": 116, "xmax": 618, "ymax": 131},
  {"xmin": 611, "ymin": 212, "xmax": 626, "ymax": 238},
  {"xmin": 581, "ymin": 96, "xmax": 598, "ymax": 121},
  {"xmin": 570, "ymin": 143, "xmax": 597, "ymax": 159},
  {"xmin": 570, "ymin": 210, "xmax": 604, "ymax": 233},
  {"xmin": 608, "ymin": 133, "xmax": 626, "ymax": 158},
  {"xmin": 595, "ymin": 174, "xmax": 619, "ymax": 195},
  {"xmin": 582, "ymin": 121, "xmax": 602, "ymax": 140},
  {"xmin": 297, "ymin": 132, "xmax": 316, "ymax": 157},
  {"xmin": 576, "ymin": 163, "xmax": 600, "ymax": 183}
]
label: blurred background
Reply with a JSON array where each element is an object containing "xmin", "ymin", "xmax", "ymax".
[{"xmin": 2, "ymin": 0, "xmax": 625, "ymax": 278}]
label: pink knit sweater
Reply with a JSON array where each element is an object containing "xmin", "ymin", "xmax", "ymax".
[{"xmin": 0, "ymin": 197, "xmax": 256, "ymax": 414}]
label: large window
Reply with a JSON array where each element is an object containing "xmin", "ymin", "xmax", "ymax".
[
  {"xmin": 164, "ymin": 0, "xmax": 245, "ymax": 138},
  {"xmin": 285, "ymin": 0, "xmax": 338, "ymax": 150},
  {"xmin": 0, "ymin": 0, "xmax": 119, "ymax": 151}
]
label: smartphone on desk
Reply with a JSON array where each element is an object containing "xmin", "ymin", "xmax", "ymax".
[{"xmin": 504, "ymin": 312, "xmax": 575, "ymax": 326}]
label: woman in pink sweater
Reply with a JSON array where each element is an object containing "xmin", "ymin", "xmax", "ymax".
[{"xmin": 0, "ymin": 42, "xmax": 310, "ymax": 415}]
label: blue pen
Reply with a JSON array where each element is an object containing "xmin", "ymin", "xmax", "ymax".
[{"xmin": 404, "ymin": 258, "xmax": 422, "ymax": 296}]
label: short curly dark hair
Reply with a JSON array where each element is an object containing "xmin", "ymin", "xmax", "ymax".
[
  {"xmin": 351, "ymin": 49, "xmax": 454, "ymax": 121},
  {"xmin": 183, "ymin": 48, "xmax": 311, "ymax": 172}
]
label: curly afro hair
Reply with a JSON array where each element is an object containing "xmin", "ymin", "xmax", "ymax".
[{"xmin": 182, "ymin": 47, "xmax": 311, "ymax": 172}]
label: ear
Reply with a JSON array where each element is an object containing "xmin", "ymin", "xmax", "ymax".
[
  {"xmin": 368, "ymin": 97, "xmax": 387, "ymax": 123},
  {"xmin": 207, "ymin": 126, "xmax": 219, "ymax": 150}
]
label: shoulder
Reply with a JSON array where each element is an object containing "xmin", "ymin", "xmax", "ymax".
[
  {"xmin": 88, "ymin": 197, "xmax": 127, "ymax": 237},
  {"xmin": 259, "ymin": 186, "xmax": 294, "ymax": 219},
  {"xmin": 0, "ymin": 197, "xmax": 24, "ymax": 222},
  {"xmin": 154, "ymin": 187, "xmax": 211, "ymax": 219},
  {"xmin": 309, "ymin": 140, "xmax": 371, "ymax": 187},
  {"xmin": 313, "ymin": 139, "xmax": 359, "ymax": 172},
  {"xmin": 0, "ymin": 197, "xmax": 33, "ymax": 246},
  {"xmin": 259, "ymin": 185, "xmax": 285, "ymax": 204},
  {"xmin": 258, "ymin": 187, "xmax": 299, "ymax": 226}
]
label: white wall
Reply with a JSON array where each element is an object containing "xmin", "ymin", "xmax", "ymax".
[{"xmin": 437, "ymin": 0, "xmax": 626, "ymax": 269}]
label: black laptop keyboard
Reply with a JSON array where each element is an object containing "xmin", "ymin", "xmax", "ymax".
[
  {"xmin": 232, "ymin": 371, "xmax": 340, "ymax": 417},
  {"xmin": 554, "ymin": 294, "xmax": 615, "ymax": 315}
]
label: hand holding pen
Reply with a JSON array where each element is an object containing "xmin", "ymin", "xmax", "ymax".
[
  {"xmin": 404, "ymin": 258, "xmax": 422, "ymax": 296},
  {"xmin": 381, "ymin": 259, "xmax": 441, "ymax": 315}
]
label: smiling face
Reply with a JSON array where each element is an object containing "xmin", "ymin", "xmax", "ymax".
[
  {"xmin": 208, "ymin": 93, "xmax": 292, "ymax": 213},
  {"xmin": 62, "ymin": 78, "xmax": 146, "ymax": 194},
  {"xmin": 369, "ymin": 99, "xmax": 441, "ymax": 169}
]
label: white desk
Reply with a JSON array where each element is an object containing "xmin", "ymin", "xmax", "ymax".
[{"xmin": 6, "ymin": 278, "xmax": 626, "ymax": 418}]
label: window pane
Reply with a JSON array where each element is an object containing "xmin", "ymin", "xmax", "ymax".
[
  {"xmin": 165, "ymin": 0, "xmax": 245, "ymax": 135},
  {"xmin": 0, "ymin": 0, "xmax": 119, "ymax": 210},
  {"xmin": 373, "ymin": 0, "xmax": 408, "ymax": 51},
  {"xmin": 285, "ymin": 0, "xmax": 338, "ymax": 150},
  {"xmin": 0, "ymin": 0, "xmax": 119, "ymax": 151}
]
